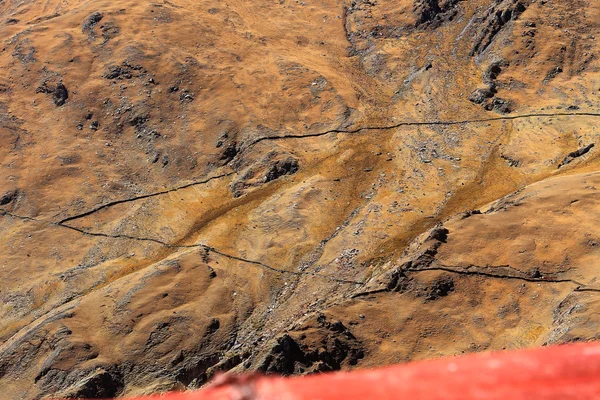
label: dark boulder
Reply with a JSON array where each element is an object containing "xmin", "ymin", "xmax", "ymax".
[
  {"xmin": 53, "ymin": 82, "xmax": 68, "ymax": 106},
  {"xmin": 469, "ymin": 87, "xmax": 495, "ymax": 104},
  {"xmin": 82, "ymin": 12, "xmax": 103, "ymax": 34},
  {"xmin": 264, "ymin": 157, "xmax": 299, "ymax": 183},
  {"xmin": 0, "ymin": 190, "xmax": 17, "ymax": 206},
  {"xmin": 426, "ymin": 275, "xmax": 455, "ymax": 301}
]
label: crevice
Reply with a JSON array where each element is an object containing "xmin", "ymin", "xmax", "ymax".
[
  {"xmin": 350, "ymin": 288, "xmax": 390, "ymax": 298},
  {"xmin": 57, "ymin": 172, "xmax": 234, "ymax": 224},
  {"xmin": 574, "ymin": 287, "xmax": 600, "ymax": 293}
]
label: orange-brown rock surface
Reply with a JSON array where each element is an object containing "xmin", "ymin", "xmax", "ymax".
[{"xmin": 1, "ymin": 0, "xmax": 600, "ymax": 398}]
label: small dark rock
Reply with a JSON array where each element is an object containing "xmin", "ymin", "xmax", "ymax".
[
  {"xmin": 179, "ymin": 90, "xmax": 194, "ymax": 102},
  {"xmin": 264, "ymin": 157, "xmax": 299, "ymax": 183},
  {"xmin": 426, "ymin": 275, "xmax": 455, "ymax": 300},
  {"xmin": 544, "ymin": 66, "xmax": 563, "ymax": 82},
  {"xmin": 501, "ymin": 154, "xmax": 520, "ymax": 167},
  {"xmin": 82, "ymin": 12, "xmax": 104, "ymax": 34},
  {"xmin": 530, "ymin": 268, "xmax": 542, "ymax": 279},
  {"xmin": 104, "ymin": 66, "xmax": 131, "ymax": 80},
  {"xmin": 207, "ymin": 266, "xmax": 217, "ymax": 279},
  {"xmin": 53, "ymin": 82, "xmax": 68, "ymax": 106},
  {"xmin": 461, "ymin": 210, "xmax": 482, "ymax": 219},
  {"xmin": 427, "ymin": 227, "xmax": 449, "ymax": 243},
  {"xmin": 387, "ymin": 268, "xmax": 412, "ymax": 292},
  {"xmin": 0, "ymin": 190, "xmax": 17, "ymax": 206},
  {"xmin": 484, "ymin": 62, "xmax": 504, "ymax": 83},
  {"xmin": 485, "ymin": 97, "xmax": 511, "ymax": 114},
  {"xmin": 220, "ymin": 143, "xmax": 238, "ymax": 164},
  {"xmin": 207, "ymin": 319, "xmax": 220, "ymax": 334},
  {"xmin": 468, "ymin": 87, "xmax": 494, "ymax": 104},
  {"xmin": 129, "ymin": 113, "xmax": 149, "ymax": 127},
  {"xmin": 104, "ymin": 62, "xmax": 145, "ymax": 80},
  {"xmin": 35, "ymin": 82, "xmax": 54, "ymax": 94},
  {"xmin": 330, "ymin": 321, "xmax": 345, "ymax": 332}
]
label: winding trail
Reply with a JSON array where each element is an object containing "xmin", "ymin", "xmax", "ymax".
[
  {"xmin": 58, "ymin": 172, "xmax": 235, "ymax": 224},
  {"xmin": 45, "ymin": 111, "xmax": 600, "ymax": 224},
  {"xmin": 2, "ymin": 110, "xmax": 600, "ymax": 287},
  {"xmin": 1, "ymin": 210, "xmax": 363, "ymax": 285}
]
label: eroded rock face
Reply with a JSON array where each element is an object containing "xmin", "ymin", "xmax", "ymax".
[
  {"xmin": 1, "ymin": 0, "xmax": 600, "ymax": 398},
  {"xmin": 469, "ymin": 0, "xmax": 530, "ymax": 56},
  {"xmin": 229, "ymin": 152, "xmax": 300, "ymax": 197},
  {"xmin": 258, "ymin": 316, "xmax": 364, "ymax": 375},
  {"xmin": 559, "ymin": 144, "xmax": 595, "ymax": 168},
  {"xmin": 43, "ymin": 368, "xmax": 124, "ymax": 399},
  {"xmin": 414, "ymin": 0, "xmax": 463, "ymax": 27}
]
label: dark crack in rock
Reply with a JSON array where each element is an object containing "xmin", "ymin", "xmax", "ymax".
[{"xmin": 559, "ymin": 144, "xmax": 595, "ymax": 168}]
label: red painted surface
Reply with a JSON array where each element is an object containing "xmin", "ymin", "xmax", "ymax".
[{"xmin": 75, "ymin": 342, "xmax": 600, "ymax": 400}]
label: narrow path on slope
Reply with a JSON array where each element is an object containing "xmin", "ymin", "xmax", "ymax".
[
  {"xmin": 2, "ymin": 111, "xmax": 599, "ymax": 287},
  {"xmin": 351, "ymin": 264, "xmax": 600, "ymax": 299},
  {"xmin": 246, "ymin": 111, "xmax": 600, "ymax": 147},
  {"xmin": 53, "ymin": 111, "xmax": 600, "ymax": 224},
  {"xmin": 58, "ymin": 172, "xmax": 235, "ymax": 224},
  {"xmin": 0, "ymin": 210, "xmax": 363, "ymax": 285}
]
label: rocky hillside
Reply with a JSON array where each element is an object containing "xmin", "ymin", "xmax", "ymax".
[{"xmin": 0, "ymin": 0, "xmax": 599, "ymax": 398}]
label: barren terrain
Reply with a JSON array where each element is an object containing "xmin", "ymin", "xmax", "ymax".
[{"xmin": 1, "ymin": 0, "xmax": 600, "ymax": 398}]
